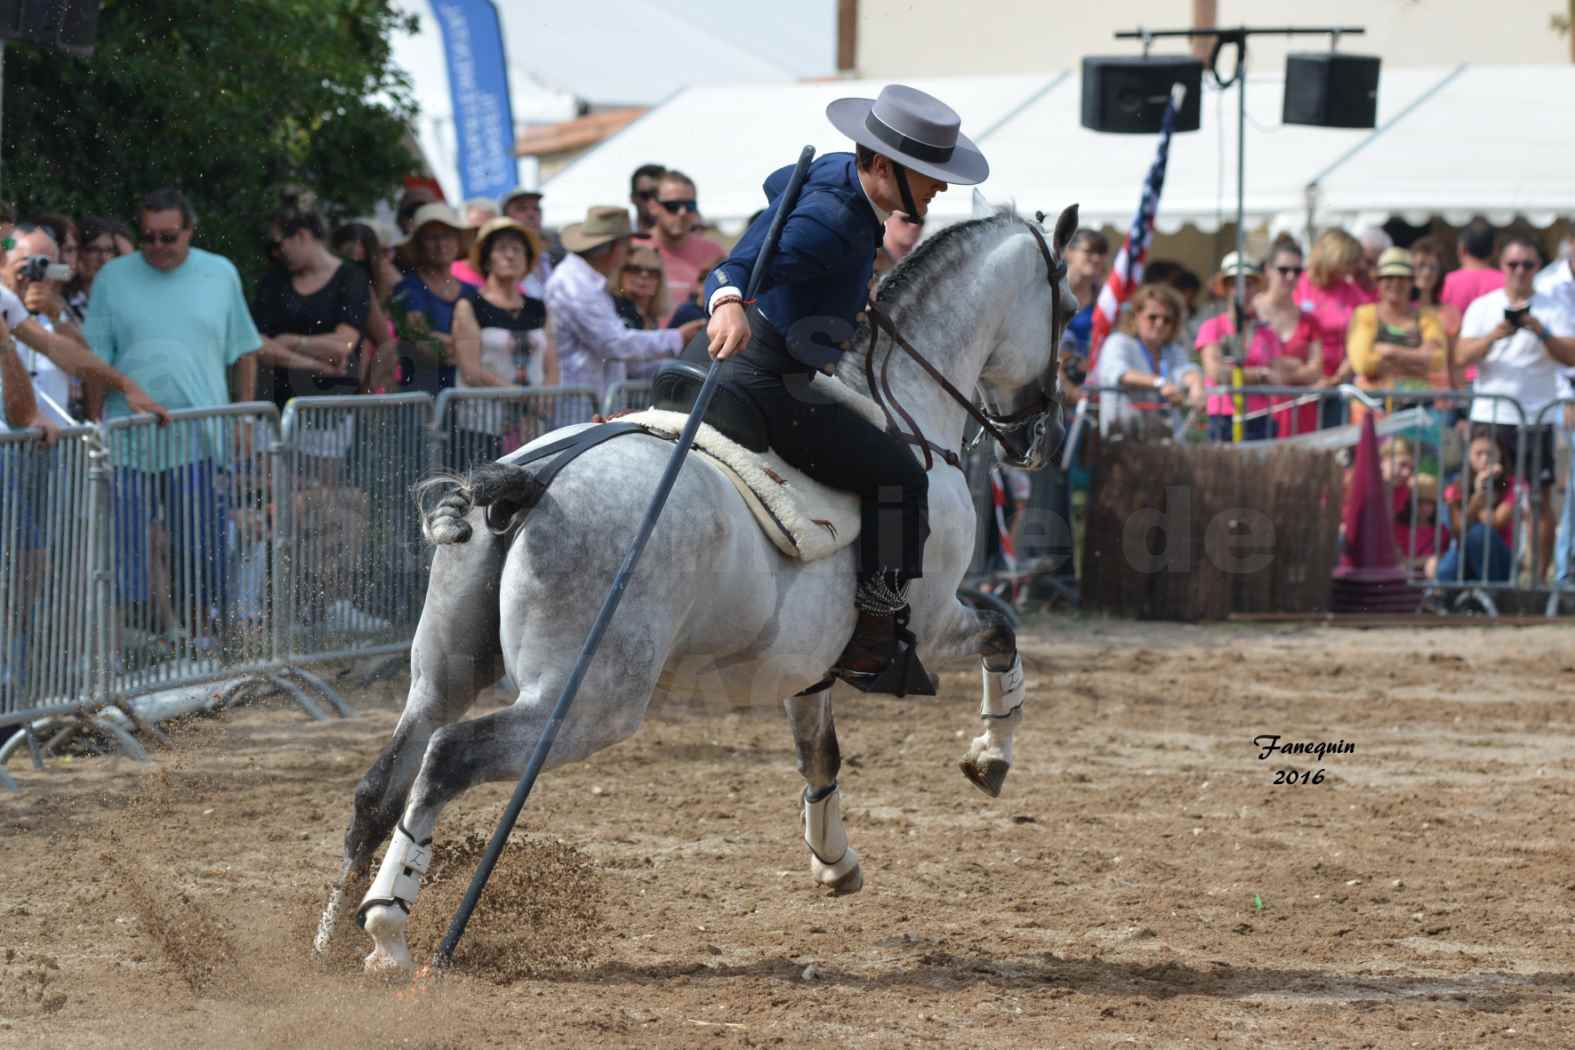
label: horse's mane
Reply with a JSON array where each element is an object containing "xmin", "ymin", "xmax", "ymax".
[{"xmin": 873, "ymin": 207, "xmax": 1024, "ymax": 310}]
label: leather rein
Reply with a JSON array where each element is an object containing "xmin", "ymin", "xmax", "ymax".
[{"xmin": 862, "ymin": 218, "xmax": 1067, "ymax": 471}]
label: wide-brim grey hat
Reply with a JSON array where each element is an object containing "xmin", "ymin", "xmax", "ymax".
[{"xmin": 826, "ymin": 84, "xmax": 989, "ymax": 186}]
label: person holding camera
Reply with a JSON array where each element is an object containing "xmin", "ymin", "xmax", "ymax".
[
  {"xmin": 2, "ymin": 224, "xmax": 167, "ymax": 424},
  {"xmin": 1434, "ymin": 426, "xmax": 1518, "ymax": 584},
  {"xmin": 1456, "ymin": 235, "xmax": 1575, "ymax": 578}
]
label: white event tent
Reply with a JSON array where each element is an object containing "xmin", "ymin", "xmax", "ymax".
[{"xmin": 540, "ymin": 65, "xmax": 1575, "ymax": 239}]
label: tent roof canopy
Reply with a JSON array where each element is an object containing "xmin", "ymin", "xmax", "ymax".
[{"xmin": 541, "ymin": 65, "xmax": 1575, "ymax": 236}]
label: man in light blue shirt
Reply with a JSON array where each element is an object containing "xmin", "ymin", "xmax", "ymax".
[
  {"xmin": 86, "ymin": 187, "xmax": 260, "ymax": 424},
  {"xmin": 84, "ymin": 187, "xmax": 262, "ymax": 640}
]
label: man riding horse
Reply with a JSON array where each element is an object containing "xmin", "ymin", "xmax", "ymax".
[{"xmin": 703, "ymin": 84, "xmax": 990, "ymax": 696}]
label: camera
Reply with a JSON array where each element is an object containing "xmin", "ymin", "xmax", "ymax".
[
  {"xmin": 1504, "ymin": 305, "xmax": 1530, "ymax": 329},
  {"xmin": 20, "ymin": 255, "xmax": 72, "ymax": 283}
]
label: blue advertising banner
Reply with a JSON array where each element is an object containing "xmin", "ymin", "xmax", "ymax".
[{"xmin": 429, "ymin": 0, "xmax": 517, "ymax": 200}]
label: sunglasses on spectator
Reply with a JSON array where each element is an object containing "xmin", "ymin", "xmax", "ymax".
[
  {"xmin": 142, "ymin": 230, "xmax": 183, "ymax": 245},
  {"xmin": 633, "ymin": 189, "xmax": 657, "ymax": 201},
  {"xmin": 1275, "ymin": 265, "xmax": 1303, "ymax": 277},
  {"xmin": 1503, "ymin": 260, "xmax": 1538, "ymax": 271},
  {"xmin": 658, "ymin": 199, "xmax": 699, "ymax": 214},
  {"xmin": 623, "ymin": 265, "xmax": 662, "ymax": 278}
]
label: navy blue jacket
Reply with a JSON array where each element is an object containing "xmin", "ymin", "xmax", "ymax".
[{"xmin": 703, "ymin": 152, "xmax": 882, "ymax": 370}]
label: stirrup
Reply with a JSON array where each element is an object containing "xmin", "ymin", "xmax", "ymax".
[{"xmin": 831, "ymin": 622, "xmax": 937, "ymax": 697}]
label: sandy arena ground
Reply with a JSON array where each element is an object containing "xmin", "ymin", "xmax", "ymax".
[{"xmin": 4, "ymin": 616, "xmax": 1575, "ymax": 1048}]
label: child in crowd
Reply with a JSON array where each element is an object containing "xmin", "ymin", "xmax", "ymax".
[{"xmin": 1435, "ymin": 427, "xmax": 1519, "ymax": 583}]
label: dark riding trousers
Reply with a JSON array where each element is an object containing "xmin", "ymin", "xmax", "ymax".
[{"xmin": 720, "ymin": 309, "xmax": 930, "ymax": 582}]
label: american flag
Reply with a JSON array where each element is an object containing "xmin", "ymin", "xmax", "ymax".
[{"xmin": 1088, "ymin": 87, "xmax": 1183, "ymax": 367}]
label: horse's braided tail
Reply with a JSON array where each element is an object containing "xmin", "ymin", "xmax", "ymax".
[{"xmin": 415, "ymin": 464, "xmax": 548, "ymax": 546}]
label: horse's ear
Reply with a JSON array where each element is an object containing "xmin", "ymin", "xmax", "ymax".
[
  {"xmin": 1051, "ymin": 204, "xmax": 1080, "ymax": 256},
  {"xmin": 970, "ymin": 189, "xmax": 993, "ymax": 220}
]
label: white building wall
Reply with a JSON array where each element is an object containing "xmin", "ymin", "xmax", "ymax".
[{"xmin": 855, "ymin": 0, "xmax": 1568, "ymax": 78}]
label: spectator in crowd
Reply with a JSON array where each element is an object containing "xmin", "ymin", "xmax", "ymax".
[
  {"xmin": 665, "ymin": 262, "xmax": 712, "ymax": 330},
  {"xmin": 1296, "ymin": 228, "xmax": 1371, "ymax": 427},
  {"xmin": 1439, "ymin": 218, "xmax": 1503, "ymax": 321},
  {"xmin": 1410, "ymin": 236, "xmax": 1448, "ymax": 312},
  {"xmin": 1435, "ymin": 426, "xmax": 1517, "ymax": 584},
  {"xmin": 499, "ymin": 188, "xmax": 553, "ymax": 298},
  {"xmin": 1456, "ymin": 234, "xmax": 1575, "ymax": 576},
  {"xmin": 0, "ymin": 316, "xmax": 54, "ymax": 438},
  {"xmin": 1196, "ymin": 252, "xmax": 1278, "ymax": 441},
  {"xmin": 30, "ymin": 212, "xmax": 78, "ymax": 280},
  {"xmin": 85, "ymin": 188, "xmax": 260, "ymax": 412},
  {"xmin": 4, "ymin": 225, "xmax": 166, "ymax": 424},
  {"xmin": 1346, "ymin": 248, "xmax": 1450, "ymax": 415},
  {"xmin": 450, "ymin": 198, "xmax": 499, "ymax": 287},
  {"xmin": 462, "ymin": 197, "xmax": 498, "ymax": 229},
  {"xmin": 1091, "ymin": 284, "xmax": 1203, "ymax": 438},
  {"xmin": 251, "ymin": 203, "xmax": 370, "ymax": 409},
  {"xmin": 69, "ymin": 216, "xmax": 131, "ymax": 323},
  {"xmin": 395, "ymin": 185, "xmax": 438, "ymax": 236},
  {"xmin": 450, "ymin": 217, "xmax": 555, "ymax": 461},
  {"xmin": 1535, "ymin": 223, "xmax": 1575, "ymax": 307},
  {"xmin": 330, "ymin": 221, "xmax": 400, "ymax": 393},
  {"xmin": 629, "ymin": 163, "xmax": 666, "ymax": 236},
  {"xmin": 391, "ymin": 203, "xmax": 477, "ymax": 395},
  {"xmin": 1354, "ymin": 226, "xmax": 1392, "ymax": 295},
  {"xmin": 612, "ymin": 242, "xmax": 670, "ymax": 332},
  {"xmin": 649, "ymin": 170, "xmax": 725, "ymax": 321},
  {"xmin": 85, "ymin": 187, "xmax": 262, "ymax": 641},
  {"xmin": 875, "ymin": 212, "xmax": 924, "ymax": 274},
  {"xmin": 1056, "ymin": 228, "xmax": 1110, "ymax": 401},
  {"xmin": 1381, "ymin": 436, "xmax": 1447, "ymax": 576},
  {"xmin": 1249, "ymin": 239, "xmax": 1325, "ymax": 438},
  {"xmin": 545, "ymin": 205, "xmax": 703, "ymax": 400}
]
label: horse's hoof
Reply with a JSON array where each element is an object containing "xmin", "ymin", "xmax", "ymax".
[
  {"xmin": 960, "ymin": 756, "xmax": 1010, "ymax": 798},
  {"xmin": 362, "ymin": 905, "xmax": 414, "ymax": 975},
  {"xmin": 825, "ymin": 863, "xmax": 863, "ymax": 896}
]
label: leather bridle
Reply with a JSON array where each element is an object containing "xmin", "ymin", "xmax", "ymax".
[{"xmin": 863, "ymin": 215, "xmax": 1069, "ymax": 471}]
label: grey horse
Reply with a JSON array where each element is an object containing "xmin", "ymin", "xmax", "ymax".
[{"xmin": 316, "ymin": 204, "xmax": 1079, "ymax": 972}]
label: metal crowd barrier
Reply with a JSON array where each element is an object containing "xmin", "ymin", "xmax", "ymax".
[
  {"xmin": 98, "ymin": 405, "xmax": 283, "ymax": 700},
  {"xmin": 1073, "ymin": 381, "xmax": 1575, "ymax": 605},
  {"xmin": 602, "ymin": 379, "xmax": 653, "ymax": 418},
  {"xmin": 1, "ymin": 425, "xmax": 99, "ymax": 727},
  {"xmin": 431, "ymin": 385, "xmax": 600, "ymax": 474},
  {"xmin": 278, "ymin": 394, "xmax": 434, "ymax": 666},
  {"xmin": 5, "ymin": 384, "xmax": 1572, "ymax": 785}
]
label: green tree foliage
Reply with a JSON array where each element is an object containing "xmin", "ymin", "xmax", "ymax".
[{"xmin": 1, "ymin": 0, "xmax": 421, "ymax": 283}]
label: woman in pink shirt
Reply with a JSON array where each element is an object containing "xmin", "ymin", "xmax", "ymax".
[
  {"xmin": 1295, "ymin": 229, "xmax": 1374, "ymax": 428},
  {"xmin": 1196, "ymin": 252, "xmax": 1275, "ymax": 441}
]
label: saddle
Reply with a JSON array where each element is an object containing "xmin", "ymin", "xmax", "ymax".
[{"xmin": 649, "ymin": 359, "xmax": 769, "ymax": 452}]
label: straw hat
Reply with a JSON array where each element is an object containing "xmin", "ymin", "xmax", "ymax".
[
  {"xmin": 468, "ymin": 216, "xmax": 544, "ymax": 276},
  {"xmin": 393, "ymin": 203, "xmax": 476, "ymax": 266},
  {"xmin": 560, "ymin": 205, "xmax": 633, "ymax": 253},
  {"xmin": 1375, "ymin": 246, "xmax": 1414, "ymax": 279}
]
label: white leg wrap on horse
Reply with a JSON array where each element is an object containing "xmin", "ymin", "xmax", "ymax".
[
  {"xmin": 357, "ymin": 823, "xmax": 432, "ymax": 923},
  {"xmin": 803, "ymin": 785, "xmax": 859, "ymax": 886},
  {"xmin": 970, "ymin": 653, "xmax": 1024, "ymax": 768}
]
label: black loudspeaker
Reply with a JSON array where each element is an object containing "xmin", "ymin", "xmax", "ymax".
[
  {"xmin": 0, "ymin": 0, "xmax": 99, "ymax": 58},
  {"xmin": 1081, "ymin": 55, "xmax": 1203, "ymax": 134},
  {"xmin": 1283, "ymin": 53, "xmax": 1380, "ymax": 129}
]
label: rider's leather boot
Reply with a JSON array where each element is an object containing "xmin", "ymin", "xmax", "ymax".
[
  {"xmin": 830, "ymin": 582, "xmax": 938, "ymax": 697},
  {"xmin": 834, "ymin": 608, "xmax": 898, "ymax": 675}
]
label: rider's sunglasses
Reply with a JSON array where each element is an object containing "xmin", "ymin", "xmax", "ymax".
[{"xmin": 658, "ymin": 199, "xmax": 699, "ymax": 215}]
